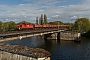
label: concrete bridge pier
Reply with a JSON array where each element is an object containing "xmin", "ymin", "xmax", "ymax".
[
  {"xmin": 44, "ymin": 32, "xmax": 60, "ymax": 40},
  {"xmin": 57, "ymin": 32, "xmax": 60, "ymax": 40},
  {"xmin": 44, "ymin": 33, "xmax": 52, "ymax": 40}
]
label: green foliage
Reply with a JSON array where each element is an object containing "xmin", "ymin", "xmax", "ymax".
[
  {"xmin": 74, "ymin": 18, "xmax": 90, "ymax": 32},
  {"xmin": 17, "ymin": 21, "xmax": 32, "ymax": 24},
  {"xmin": 39, "ymin": 17, "xmax": 42, "ymax": 25},
  {"xmin": 36, "ymin": 17, "xmax": 38, "ymax": 24},
  {"xmin": 0, "ymin": 21, "xmax": 3, "ymax": 30},
  {"xmin": 82, "ymin": 30, "xmax": 90, "ymax": 38},
  {"xmin": 44, "ymin": 14, "xmax": 48, "ymax": 24},
  {"xmin": 3, "ymin": 21, "xmax": 16, "ymax": 31},
  {"xmin": 0, "ymin": 21, "xmax": 16, "ymax": 31},
  {"xmin": 39, "ymin": 14, "xmax": 43, "ymax": 25},
  {"xmin": 38, "ymin": 14, "xmax": 48, "ymax": 25},
  {"xmin": 3, "ymin": 22, "xmax": 9, "ymax": 31},
  {"xmin": 49, "ymin": 21, "xmax": 63, "ymax": 25},
  {"xmin": 40, "ymin": 14, "xmax": 43, "ymax": 25},
  {"xmin": 8, "ymin": 21, "xmax": 16, "ymax": 30}
]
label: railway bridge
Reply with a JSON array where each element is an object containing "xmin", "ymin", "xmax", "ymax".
[
  {"xmin": 0, "ymin": 27, "xmax": 80, "ymax": 42},
  {"xmin": 0, "ymin": 28, "xmax": 66, "ymax": 41}
]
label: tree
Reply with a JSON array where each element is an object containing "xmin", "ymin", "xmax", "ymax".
[
  {"xmin": 36, "ymin": 17, "xmax": 38, "ymax": 24},
  {"xmin": 2, "ymin": 21, "xmax": 16, "ymax": 31},
  {"xmin": 44, "ymin": 14, "xmax": 48, "ymax": 24},
  {"xmin": 39, "ymin": 14, "xmax": 43, "ymax": 25},
  {"xmin": 17, "ymin": 21, "xmax": 32, "ymax": 24},
  {"xmin": 74, "ymin": 18, "xmax": 90, "ymax": 32},
  {"xmin": 8, "ymin": 21, "xmax": 16, "ymax": 30},
  {"xmin": 3, "ymin": 22, "xmax": 9, "ymax": 31},
  {"xmin": 49, "ymin": 21, "xmax": 63, "ymax": 25},
  {"xmin": 0, "ymin": 21, "xmax": 3, "ymax": 30},
  {"xmin": 39, "ymin": 17, "xmax": 41, "ymax": 25},
  {"xmin": 41, "ymin": 14, "xmax": 43, "ymax": 25}
]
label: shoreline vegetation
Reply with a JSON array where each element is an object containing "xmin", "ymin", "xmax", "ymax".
[{"xmin": 82, "ymin": 30, "xmax": 90, "ymax": 38}]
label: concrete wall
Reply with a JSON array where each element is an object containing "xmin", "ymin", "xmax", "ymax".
[
  {"xmin": 0, "ymin": 51, "xmax": 50, "ymax": 60},
  {"xmin": 60, "ymin": 32, "xmax": 81, "ymax": 40},
  {"xmin": 0, "ymin": 51, "xmax": 33, "ymax": 60}
]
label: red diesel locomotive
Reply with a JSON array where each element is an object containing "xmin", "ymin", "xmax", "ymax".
[{"xmin": 16, "ymin": 23, "xmax": 34, "ymax": 30}]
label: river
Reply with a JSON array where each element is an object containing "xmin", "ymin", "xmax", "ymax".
[{"xmin": 2, "ymin": 35, "xmax": 90, "ymax": 60}]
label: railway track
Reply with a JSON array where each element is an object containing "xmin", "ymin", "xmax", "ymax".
[{"xmin": 0, "ymin": 28, "xmax": 58, "ymax": 36}]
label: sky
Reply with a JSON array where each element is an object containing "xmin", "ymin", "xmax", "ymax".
[{"xmin": 0, "ymin": 0, "xmax": 90, "ymax": 23}]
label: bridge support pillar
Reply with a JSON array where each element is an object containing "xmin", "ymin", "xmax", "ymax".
[
  {"xmin": 44, "ymin": 33, "xmax": 52, "ymax": 40},
  {"xmin": 57, "ymin": 32, "xmax": 60, "ymax": 40},
  {"xmin": 44, "ymin": 32, "xmax": 60, "ymax": 40}
]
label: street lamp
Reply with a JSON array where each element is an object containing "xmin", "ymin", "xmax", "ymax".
[{"xmin": 58, "ymin": 21, "xmax": 59, "ymax": 30}]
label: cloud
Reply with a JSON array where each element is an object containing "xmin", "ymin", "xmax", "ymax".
[
  {"xmin": 70, "ymin": 16, "xmax": 78, "ymax": 19},
  {"xmin": 0, "ymin": 0, "xmax": 90, "ymax": 23}
]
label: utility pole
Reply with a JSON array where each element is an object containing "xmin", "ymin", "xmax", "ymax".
[{"xmin": 57, "ymin": 16, "xmax": 59, "ymax": 31}]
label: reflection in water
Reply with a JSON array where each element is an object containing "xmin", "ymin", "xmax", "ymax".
[{"xmin": 3, "ymin": 36, "xmax": 90, "ymax": 60}]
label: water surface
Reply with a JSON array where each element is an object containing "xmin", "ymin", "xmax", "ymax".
[{"xmin": 3, "ymin": 36, "xmax": 90, "ymax": 60}]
